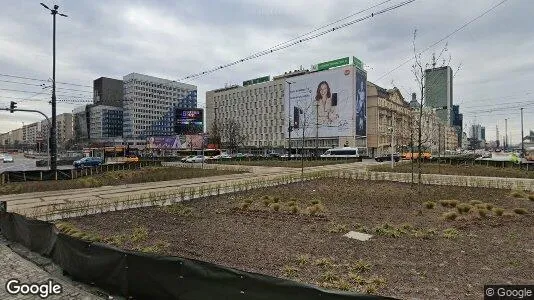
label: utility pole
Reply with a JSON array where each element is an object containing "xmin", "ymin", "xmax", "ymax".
[
  {"xmin": 389, "ymin": 127, "xmax": 394, "ymax": 169},
  {"xmin": 41, "ymin": 3, "xmax": 67, "ymax": 171},
  {"xmin": 505, "ymin": 118, "xmax": 508, "ymax": 151},
  {"xmin": 286, "ymin": 81, "xmax": 293, "ymax": 160},
  {"xmin": 521, "ymin": 108, "xmax": 524, "ymax": 155}
]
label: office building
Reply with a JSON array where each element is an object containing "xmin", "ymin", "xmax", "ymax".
[
  {"xmin": 93, "ymin": 77, "xmax": 124, "ymax": 107},
  {"xmin": 451, "ymin": 104, "xmax": 463, "ymax": 147},
  {"xmin": 366, "ymin": 83, "xmax": 412, "ymax": 157},
  {"xmin": 73, "ymin": 105, "xmax": 92, "ymax": 141},
  {"xmin": 207, "ymin": 57, "xmax": 369, "ymax": 153},
  {"xmin": 424, "ymin": 66, "xmax": 453, "ymax": 126},
  {"xmin": 89, "ymin": 105, "xmax": 123, "ymax": 139},
  {"xmin": 122, "ymin": 73, "xmax": 197, "ymax": 139}
]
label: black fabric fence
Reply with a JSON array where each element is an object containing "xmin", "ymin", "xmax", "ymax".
[{"xmin": 0, "ymin": 211, "xmax": 396, "ymax": 300}]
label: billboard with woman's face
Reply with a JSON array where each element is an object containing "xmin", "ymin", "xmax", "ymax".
[{"xmin": 284, "ymin": 67, "xmax": 356, "ymax": 138}]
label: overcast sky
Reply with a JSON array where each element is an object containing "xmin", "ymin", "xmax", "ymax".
[{"xmin": 1, "ymin": 0, "xmax": 532, "ymax": 144}]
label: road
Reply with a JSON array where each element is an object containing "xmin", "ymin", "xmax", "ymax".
[{"xmin": 0, "ymin": 153, "xmax": 72, "ymax": 172}]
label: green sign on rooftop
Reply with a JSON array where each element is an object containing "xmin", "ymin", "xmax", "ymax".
[
  {"xmin": 243, "ymin": 76, "xmax": 270, "ymax": 87},
  {"xmin": 317, "ymin": 57, "xmax": 350, "ymax": 71}
]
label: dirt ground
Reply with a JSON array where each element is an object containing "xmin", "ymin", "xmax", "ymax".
[{"xmin": 65, "ymin": 179, "xmax": 534, "ymax": 300}]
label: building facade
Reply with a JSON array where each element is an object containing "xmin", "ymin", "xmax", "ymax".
[
  {"xmin": 205, "ymin": 79, "xmax": 286, "ymax": 150},
  {"xmin": 424, "ymin": 66, "xmax": 453, "ymax": 126},
  {"xmin": 122, "ymin": 73, "xmax": 197, "ymax": 139},
  {"xmin": 73, "ymin": 105, "xmax": 92, "ymax": 141},
  {"xmin": 93, "ymin": 77, "xmax": 124, "ymax": 107},
  {"xmin": 366, "ymin": 83, "xmax": 412, "ymax": 157},
  {"xmin": 89, "ymin": 105, "xmax": 123, "ymax": 139},
  {"xmin": 206, "ymin": 59, "xmax": 368, "ymax": 154}
]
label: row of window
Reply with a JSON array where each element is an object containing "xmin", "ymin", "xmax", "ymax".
[{"xmin": 214, "ymin": 84, "xmax": 284, "ymax": 100}]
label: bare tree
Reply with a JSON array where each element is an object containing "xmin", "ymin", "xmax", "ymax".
[
  {"xmin": 207, "ymin": 122, "xmax": 221, "ymax": 147},
  {"xmin": 221, "ymin": 119, "xmax": 247, "ymax": 152},
  {"xmin": 411, "ymin": 29, "xmax": 462, "ymax": 194}
]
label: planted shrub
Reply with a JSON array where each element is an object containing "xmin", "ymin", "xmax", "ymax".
[
  {"xmin": 513, "ymin": 208, "xmax": 528, "ymax": 215},
  {"xmin": 271, "ymin": 203, "xmax": 280, "ymax": 211},
  {"xmin": 352, "ymin": 260, "xmax": 371, "ymax": 273},
  {"xmin": 321, "ymin": 271, "xmax": 338, "ymax": 283},
  {"xmin": 493, "ymin": 207, "xmax": 505, "ymax": 216},
  {"xmin": 469, "ymin": 200, "xmax": 483, "ymax": 206},
  {"xmin": 423, "ymin": 201, "xmax": 436, "ymax": 209},
  {"xmin": 485, "ymin": 203, "xmax": 494, "ymax": 210},
  {"xmin": 443, "ymin": 228, "xmax": 459, "ymax": 239},
  {"xmin": 511, "ymin": 191, "xmax": 524, "ymax": 198},
  {"xmin": 290, "ymin": 206, "xmax": 299, "ymax": 214},
  {"xmin": 239, "ymin": 202, "xmax": 250, "ymax": 210},
  {"xmin": 443, "ymin": 211, "xmax": 458, "ymax": 221},
  {"xmin": 528, "ymin": 195, "xmax": 534, "ymax": 201},
  {"xmin": 477, "ymin": 208, "xmax": 489, "ymax": 218},
  {"xmin": 244, "ymin": 198, "xmax": 254, "ymax": 204},
  {"xmin": 456, "ymin": 204, "xmax": 473, "ymax": 214},
  {"xmin": 311, "ymin": 199, "xmax": 321, "ymax": 205}
]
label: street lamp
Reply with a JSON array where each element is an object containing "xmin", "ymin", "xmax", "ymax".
[
  {"xmin": 387, "ymin": 126, "xmax": 394, "ymax": 169},
  {"xmin": 41, "ymin": 3, "xmax": 68, "ymax": 171}
]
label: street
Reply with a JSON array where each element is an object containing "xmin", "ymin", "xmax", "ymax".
[{"xmin": 0, "ymin": 153, "xmax": 72, "ymax": 172}]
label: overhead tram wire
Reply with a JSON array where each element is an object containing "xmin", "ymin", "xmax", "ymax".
[
  {"xmin": 178, "ymin": 0, "xmax": 415, "ymax": 82},
  {"xmin": 376, "ymin": 0, "xmax": 509, "ymax": 82},
  {"xmin": 0, "ymin": 79, "xmax": 92, "ymax": 94},
  {"xmin": 0, "ymin": 73, "xmax": 92, "ymax": 89}
]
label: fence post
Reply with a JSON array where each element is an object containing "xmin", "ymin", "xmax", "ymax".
[
  {"xmin": 23, "ymin": 171, "xmax": 26, "ymax": 182},
  {"xmin": 55, "ymin": 171, "xmax": 58, "ymax": 181}
]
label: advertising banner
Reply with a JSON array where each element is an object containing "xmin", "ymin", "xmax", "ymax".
[
  {"xmin": 284, "ymin": 67, "xmax": 355, "ymax": 138},
  {"xmin": 146, "ymin": 135, "xmax": 206, "ymax": 150},
  {"xmin": 174, "ymin": 108, "xmax": 204, "ymax": 135},
  {"xmin": 355, "ymin": 68, "xmax": 367, "ymax": 137}
]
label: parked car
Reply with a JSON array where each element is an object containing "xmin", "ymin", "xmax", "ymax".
[
  {"xmin": 2, "ymin": 155, "xmax": 14, "ymax": 163},
  {"xmin": 73, "ymin": 157, "xmax": 103, "ymax": 168},
  {"xmin": 181, "ymin": 155, "xmax": 195, "ymax": 163},
  {"xmin": 209, "ymin": 154, "xmax": 232, "ymax": 160},
  {"xmin": 375, "ymin": 153, "xmax": 400, "ymax": 162},
  {"xmin": 185, "ymin": 155, "xmax": 207, "ymax": 163}
]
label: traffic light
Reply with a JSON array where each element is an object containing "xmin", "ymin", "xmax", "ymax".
[{"xmin": 9, "ymin": 101, "xmax": 17, "ymax": 113}]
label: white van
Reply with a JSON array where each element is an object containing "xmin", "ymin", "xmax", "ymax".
[{"xmin": 320, "ymin": 147, "xmax": 359, "ymax": 158}]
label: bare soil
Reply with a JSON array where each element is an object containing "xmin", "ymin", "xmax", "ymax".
[{"xmin": 65, "ymin": 179, "xmax": 534, "ymax": 300}]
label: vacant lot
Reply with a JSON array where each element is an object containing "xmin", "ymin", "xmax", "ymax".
[
  {"xmin": 0, "ymin": 167, "xmax": 244, "ymax": 195},
  {"xmin": 208, "ymin": 158, "xmax": 361, "ymax": 168},
  {"xmin": 62, "ymin": 179, "xmax": 534, "ymax": 299},
  {"xmin": 371, "ymin": 162, "xmax": 534, "ymax": 179}
]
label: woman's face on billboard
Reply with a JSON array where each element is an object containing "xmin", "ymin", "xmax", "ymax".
[{"xmin": 319, "ymin": 83, "xmax": 328, "ymax": 98}]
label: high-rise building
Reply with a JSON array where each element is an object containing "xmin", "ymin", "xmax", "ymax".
[
  {"xmin": 89, "ymin": 105, "xmax": 123, "ymax": 139},
  {"xmin": 93, "ymin": 77, "xmax": 124, "ymax": 107},
  {"xmin": 206, "ymin": 57, "xmax": 368, "ymax": 153},
  {"xmin": 73, "ymin": 105, "xmax": 92, "ymax": 141},
  {"xmin": 452, "ymin": 105, "xmax": 463, "ymax": 147},
  {"xmin": 424, "ymin": 66, "xmax": 453, "ymax": 126},
  {"xmin": 122, "ymin": 73, "xmax": 197, "ymax": 139}
]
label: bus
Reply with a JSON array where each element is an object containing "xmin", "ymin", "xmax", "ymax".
[{"xmin": 320, "ymin": 147, "xmax": 360, "ymax": 158}]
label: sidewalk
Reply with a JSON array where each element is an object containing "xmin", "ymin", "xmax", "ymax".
[{"xmin": 0, "ymin": 240, "xmax": 101, "ymax": 299}]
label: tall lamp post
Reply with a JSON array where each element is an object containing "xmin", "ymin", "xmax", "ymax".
[
  {"xmin": 41, "ymin": 3, "xmax": 67, "ymax": 171},
  {"xmin": 520, "ymin": 108, "xmax": 524, "ymax": 155}
]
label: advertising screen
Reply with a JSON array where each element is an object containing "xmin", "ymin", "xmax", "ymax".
[
  {"xmin": 284, "ymin": 67, "xmax": 356, "ymax": 138},
  {"xmin": 174, "ymin": 108, "xmax": 204, "ymax": 135}
]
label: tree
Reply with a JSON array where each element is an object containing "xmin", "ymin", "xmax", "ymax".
[
  {"xmin": 207, "ymin": 122, "xmax": 221, "ymax": 148},
  {"xmin": 221, "ymin": 119, "xmax": 247, "ymax": 152},
  {"xmin": 411, "ymin": 29, "xmax": 461, "ymax": 194}
]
